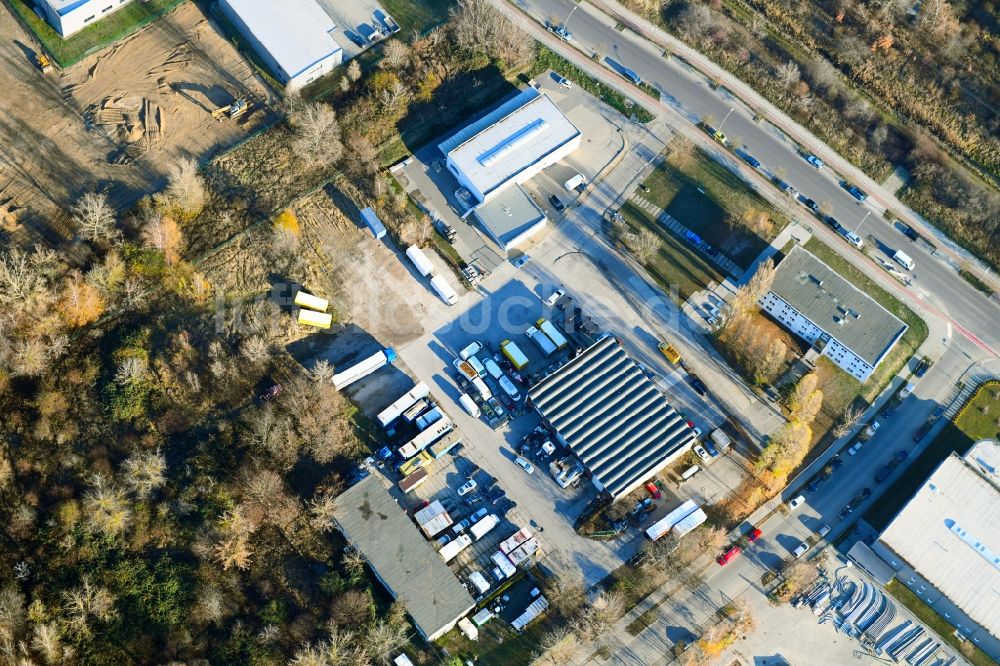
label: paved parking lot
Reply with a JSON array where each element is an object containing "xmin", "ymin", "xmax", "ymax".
[{"xmin": 317, "ymin": 0, "xmax": 396, "ymax": 59}]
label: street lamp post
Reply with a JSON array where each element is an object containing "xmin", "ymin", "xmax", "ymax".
[
  {"xmin": 854, "ymin": 210, "xmax": 871, "ymax": 234},
  {"xmin": 718, "ymin": 107, "xmax": 735, "ymax": 133},
  {"xmin": 564, "ymin": 3, "xmax": 578, "ymax": 27}
]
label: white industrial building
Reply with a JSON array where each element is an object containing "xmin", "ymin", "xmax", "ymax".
[
  {"xmin": 438, "ymin": 87, "xmax": 581, "ymax": 251},
  {"xmin": 760, "ymin": 246, "xmax": 907, "ymax": 382},
  {"xmin": 871, "ymin": 440, "xmax": 1000, "ymax": 661},
  {"xmin": 39, "ymin": 0, "xmax": 136, "ymax": 37},
  {"xmin": 220, "ymin": 0, "xmax": 344, "ymax": 91}
]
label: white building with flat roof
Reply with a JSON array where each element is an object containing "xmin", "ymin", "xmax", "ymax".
[
  {"xmin": 441, "ymin": 87, "xmax": 581, "ymax": 204},
  {"xmin": 871, "ymin": 440, "xmax": 1000, "ymax": 661},
  {"xmin": 40, "ymin": 0, "xmax": 135, "ymax": 37},
  {"xmin": 220, "ymin": 0, "xmax": 343, "ymax": 91},
  {"xmin": 761, "ymin": 246, "xmax": 907, "ymax": 382}
]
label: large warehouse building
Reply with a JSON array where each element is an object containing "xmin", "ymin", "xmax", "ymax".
[
  {"xmin": 220, "ymin": 0, "xmax": 344, "ymax": 91},
  {"xmin": 438, "ymin": 87, "xmax": 581, "ymax": 251},
  {"xmin": 332, "ymin": 476, "xmax": 475, "ymax": 641},
  {"xmin": 760, "ymin": 246, "xmax": 907, "ymax": 382},
  {"xmin": 39, "ymin": 0, "xmax": 136, "ymax": 37},
  {"xmin": 871, "ymin": 440, "xmax": 1000, "ymax": 661},
  {"xmin": 529, "ymin": 336, "xmax": 696, "ymax": 499}
]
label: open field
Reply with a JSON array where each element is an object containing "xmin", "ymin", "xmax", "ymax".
[
  {"xmin": 380, "ymin": 0, "xmax": 453, "ymax": 35},
  {"xmin": 639, "ymin": 145, "xmax": 781, "ymax": 268},
  {"xmin": 0, "ymin": 1, "xmax": 277, "ymax": 246},
  {"xmin": 7, "ymin": 0, "xmax": 185, "ymax": 66},
  {"xmin": 865, "ymin": 381, "xmax": 999, "ymax": 532},
  {"xmin": 618, "ymin": 201, "xmax": 727, "ymax": 301}
]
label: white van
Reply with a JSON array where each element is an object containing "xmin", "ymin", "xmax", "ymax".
[
  {"xmin": 564, "ymin": 173, "xmax": 586, "ymax": 191},
  {"xmin": 892, "ymin": 250, "xmax": 915, "ymax": 271},
  {"xmin": 681, "ymin": 465, "xmax": 701, "ymax": 480},
  {"xmin": 458, "ymin": 393, "xmax": 481, "ymax": 418}
]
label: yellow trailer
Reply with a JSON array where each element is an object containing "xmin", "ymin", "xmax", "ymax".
[{"xmin": 298, "ymin": 309, "xmax": 332, "ymax": 329}]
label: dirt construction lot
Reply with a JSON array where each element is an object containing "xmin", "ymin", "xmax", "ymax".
[{"xmin": 0, "ymin": 2, "xmax": 276, "ymax": 244}]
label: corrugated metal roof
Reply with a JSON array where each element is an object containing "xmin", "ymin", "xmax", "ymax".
[
  {"xmin": 333, "ymin": 477, "xmax": 474, "ymax": 639},
  {"xmin": 221, "ymin": 0, "xmax": 342, "ymax": 79},
  {"xmin": 529, "ymin": 337, "xmax": 694, "ymax": 497},
  {"xmin": 769, "ymin": 246, "xmax": 907, "ymax": 366},
  {"xmin": 878, "ymin": 445, "xmax": 1000, "ymax": 639}
]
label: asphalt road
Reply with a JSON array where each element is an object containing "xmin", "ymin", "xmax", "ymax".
[{"xmin": 510, "ymin": 0, "xmax": 1000, "ymax": 357}]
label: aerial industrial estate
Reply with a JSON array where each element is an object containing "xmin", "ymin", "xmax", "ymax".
[{"xmin": 1, "ymin": 0, "xmax": 998, "ymax": 665}]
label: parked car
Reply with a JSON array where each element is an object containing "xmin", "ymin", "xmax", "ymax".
[
  {"xmin": 436, "ymin": 534, "xmax": 451, "ymax": 547},
  {"xmin": 747, "ymin": 527, "xmax": 762, "ymax": 542},
  {"xmin": 543, "ymin": 288, "xmax": 566, "ymax": 307},
  {"xmin": 843, "ymin": 183, "xmax": 868, "ymax": 201},
  {"xmin": 548, "ymin": 23, "xmax": 572, "ymax": 40},
  {"xmin": 622, "ymin": 68, "xmax": 642, "ymax": 85},
  {"xmin": 487, "ymin": 487, "xmax": 505, "ymax": 503},
  {"xmin": 825, "ymin": 216, "xmax": 844, "ymax": 232},
  {"xmin": 694, "ymin": 445, "xmax": 710, "ymax": 461},
  {"xmin": 863, "ymin": 421, "xmax": 881, "ymax": 438},
  {"xmin": 875, "ymin": 464, "xmax": 894, "ymax": 483},
  {"xmin": 687, "ymin": 375, "xmax": 708, "ymax": 397},
  {"xmin": 452, "ymin": 518, "xmax": 471, "ymax": 533},
  {"xmin": 552, "ymin": 73, "xmax": 572, "ymax": 88},
  {"xmin": 457, "ymin": 480, "xmax": 477, "ymax": 496},
  {"xmin": 793, "ymin": 542, "xmax": 810, "ymax": 558},
  {"xmin": 549, "ymin": 194, "xmax": 565, "ymax": 212},
  {"xmin": 514, "ymin": 456, "xmax": 534, "ymax": 474},
  {"xmin": 894, "ymin": 450, "xmax": 909, "ymax": 464},
  {"xmin": 788, "ymin": 495, "xmax": 805, "ymax": 510},
  {"xmin": 817, "ymin": 524, "xmax": 831, "ymax": 538},
  {"xmin": 717, "ymin": 546, "xmax": 742, "ymax": 566},
  {"xmin": 841, "ymin": 229, "xmax": 864, "ymax": 249},
  {"xmin": 742, "ymin": 154, "xmax": 762, "ymax": 168},
  {"xmin": 470, "ymin": 507, "xmax": 489, "ymax": 523},
  {"xmin": 914, "ymin": 357, "xmax": 932, "ymax": 377},
  {"xmin": 847, "ymin": 441, "xmax": 864, "ymax": 456},
  {"xmin": 828, "ymin": 455, "xmax": 843, "ymax": 471},
  {"xmin": 805, "ymin": 154, "xmax": 824, "ymax": 169},
  {"xmin": 800, "ymin": 196, "xmax": 819, "ymax": 212},
  {"xmin": 704, "ymin": 440, "xmax": 719, "ymax": 457},
  {"xmin": 899, "ymin": 223, "xmax": 920, "ymax": 241}
]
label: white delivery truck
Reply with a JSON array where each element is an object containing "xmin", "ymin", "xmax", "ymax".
[
  {"xmin": 469, "ymin": 514, "xmax": 500, "ymax": 540},
  {"xmin": 671, "ymin": 507, "xmax": 707, "ymax": 538},
  {"xmin": 439, "ymin": 534, "xmax": 473, "ymax": 562},
  {"xmin": 405, "ymin": 245, "xmax": 434, "ymax": 276},
  {"xmin": 526, "ymin": 325, "xmax": 557, "ymax": 356},
  {"xmin": 376, "ymin": 382, "xmax": 430, "ymax": 428},
  {"xmin": 331, "ymin": 348, "xmax": 396, "ymax": 389},
  {"xmin": 892, "ymin": 249, "xmax": 915, "ymax": 271},
  {"xmin": 536, "ymin": 318, "xmax": 568, "ymax": 350},
  {"xmin": 430, "ymin": 275, "xmax": 459, "ymax": 306},
  {"xmin": 645, "ymin": 499, "xmax": 698, "ymax": 541},
  {"xmin": 458, "ymin": 393, "xmax": 481, "ymax": 417}
]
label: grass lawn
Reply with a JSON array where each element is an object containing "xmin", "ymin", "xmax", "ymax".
[
  {"xmin": 619, "ymin": 201, "xmax": 727, "ymax": 301},
  {"xmin": 885, "ymin": 581, "xmax": 995, "ymax": 666},
  {"xmin": 7, "ymin": 0, "xmax": 186, "ymax": 66},
  {"xmin": 864, "ymin": 381, "xmax": 1000, "ymax": 531},
  {"xmin": 527, "ymin": 46, "xmax": 655, "ymax": 123},
  {"xmin": 380, "ymin": 0, "xmax": 453, "ymax": 36},
  {"xmin": 803, "ymin": 237, "xmax": 928, "ymax": 405},
  {"xmin": 639, "ymin": 146, "xmax": 782, "ymax": 268}
]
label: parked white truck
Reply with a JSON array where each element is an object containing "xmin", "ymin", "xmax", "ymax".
[
  {"xmin": 331, "ymin": 348, "xmax": 396, "ymax": 390},
  {"xmin": 526, "ymin": 325, "xmax": 557, "ymax": 356},
  {"xmin": 430, "ymin": 275, "xmax": 458, "ymax": 306},
  {"xmin": 405, "ymin": 246, "xmax": 434, "ymax": 276}
]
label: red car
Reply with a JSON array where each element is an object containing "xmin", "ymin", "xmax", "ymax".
[
  {"xmin": 747, "ymin": 527, "xmax": 762, "ymax": 542},
  {"xmin": 645, "ymin": 482, "xmax": 662, "ymax": 500},
  {"xmin": 717, "ymin": 546, "xmax": 742, "ymax": 566}
]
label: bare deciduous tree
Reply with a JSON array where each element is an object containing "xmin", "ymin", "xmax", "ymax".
[
  {"xmin": 776, "ymin": 61, "xmax": 801, "ymax": 88},
  {"xmin": 381, "ymin": 39, "xmax": 410, "ymax": 68},
  {"xmin": 166, "ymin": 157, "xmax": 206, "ymax": 217},
  {"xmin": 83, "ymin": 474, "xmax": 132, "ymax": 537},
  {"xmin": 833, "ymin": 402, "xmax": 865, "ymax": 437},
  {"xmin": 346, "ymin": 60, "xmax": 362, "ymax": 82},
  {"xmin": 72, "ymin": 192, "xmax": 118, "ymax": 244},
  {"xmin": 450, "ymin": 0, "xmax": 534, "ymax": 66},
  {"xmin": 121, "ymin": 449, "xmax": 167, "ymax": 499},
  {"xmin": 141, "ymin": 213, "xmax": 183, "ymax": 265},
  {"xmin": 289, "ymin": 103, "xmax": 344, "ymax": 168},
  {"xmin": 63, "ymin": 577, "xmax": 117, "ymax": 632},
  {"xmin": 363, "ymin": 619, "xmax": 408, "ymax": 665}
]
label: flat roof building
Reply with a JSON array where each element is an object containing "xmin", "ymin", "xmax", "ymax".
[
  {"xmin": 871, "ymin": 440, "xmax": 1000, "ymax": 661},
  {"xmin": 332, "ymin": 476, "xmax": 475, "ymax": 641},
  {"xmin": 40, "ymin": 0, "xmax": 138, "ymax": 37},
  {"xmin": 761, "ymin": 246, "xmax": 907, "ymax": 382},
  {"xmin": 220, "ymin": 0, "xmax": 343, "ymax": 91},
  {"xmin": 529, "ymin": 336, "xmax": 695, "ymax": 499},
  {"xmin": 438, "ymin": 87, "xmax": 580, "ymax": 252}
]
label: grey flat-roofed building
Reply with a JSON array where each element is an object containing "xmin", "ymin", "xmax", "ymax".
[
  {"xmin": 529, "ymin": 336, "xmax": 695, "ymax": 498},
  {"xmin": 332, "ymin": 476, "xmax": 475, "ymax": 640},
  {"xmin": 472, "ymin": 185, "xmax": 547, "ymax": 251},
  {"xmin": 761, "ymin": 245, "xmax": 907, "ymax": 381},
  {"xmin": 871, "ymin": 441, "xmax": 1000, "ymax": 660}
]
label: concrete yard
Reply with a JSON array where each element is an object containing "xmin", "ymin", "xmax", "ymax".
[
  {"xmin": 316, "ymin": 0, "xmax": 395, "ymax": 59},
  {"xmin": 0, "ymin": 1, "xmax": 277, "ymax": 245}
]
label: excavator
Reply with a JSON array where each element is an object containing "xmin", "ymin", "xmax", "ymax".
[{"xmin": 211, "ymin": 96, "xmax": 251, "ymax": 121}]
